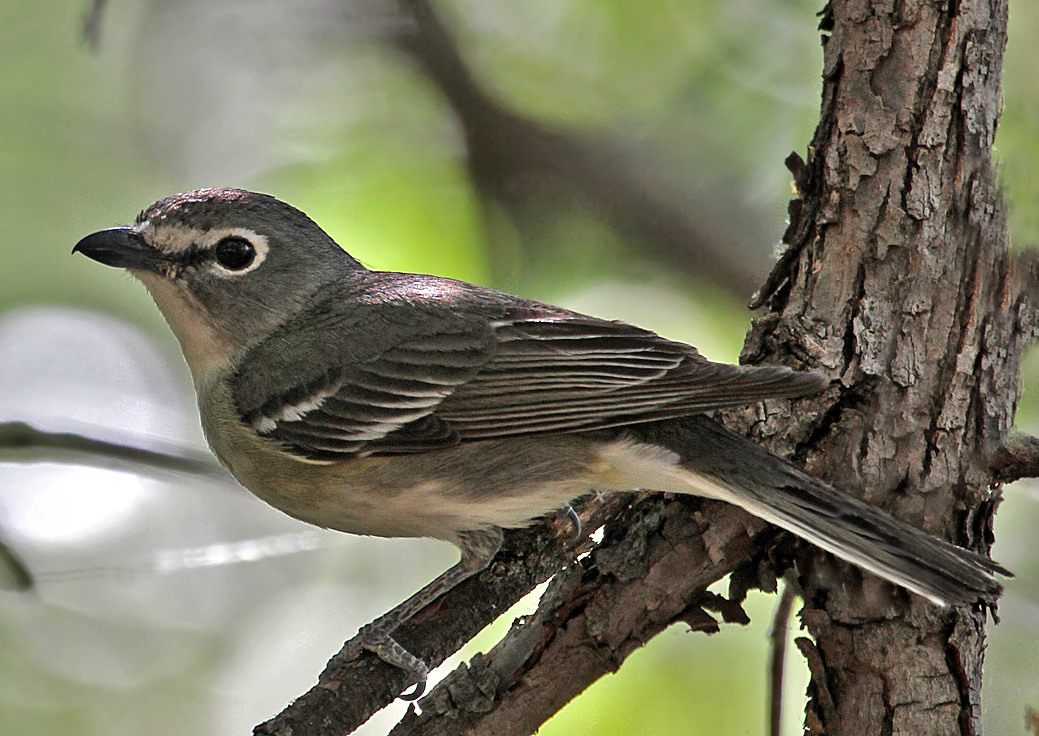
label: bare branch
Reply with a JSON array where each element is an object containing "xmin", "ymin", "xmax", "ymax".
[
  {"xmin": 768, "ymin": 582, "xmax": 798, "ymax": 736},
  {"xmin": 990, "ymin": 433, "xmax": 1039, "ymax": 483},
  {"xmin": 388, "ymin": 501, "xmax": 764, "ymax": 736},
  {"xmin": 0, "ymin": 421, "xmax": 227, "ymax": 480},
  {"xmin": 253, "ymin": 495, "xmax": 634, "ymax": 736},
  {"xmin": 254, "ymin": 494, "xmax": 780, "ymax": 735}
]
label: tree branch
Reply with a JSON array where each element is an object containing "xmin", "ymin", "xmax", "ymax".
[
  {"xmin": 388, "ymin": 501, "xmax": 764, "ymax": 736},
  {"xmin": 254, "ymin": 495, "xmax": 633, "ymax": 736},
  {"xmin": 990, "ymin": 433, "xmax": 1039, "ymax": 483},
  {"xmin": 0, "ymin": 421, "xmax": 227, "ymax": 480}
]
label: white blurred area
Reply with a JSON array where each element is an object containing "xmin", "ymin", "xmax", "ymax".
[{"xmin": 0, "ymin": 308, "xmax": 452, "ymax": 735}]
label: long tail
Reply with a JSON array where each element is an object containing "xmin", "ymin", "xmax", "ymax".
[{"xmin": 636, "ymin": 416, "xmax": 1009, "ymax": 606}]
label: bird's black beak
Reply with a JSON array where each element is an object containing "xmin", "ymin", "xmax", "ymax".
[{"xmin": 73, "ymin": 227, "xmax": 164, "ymax": 274}]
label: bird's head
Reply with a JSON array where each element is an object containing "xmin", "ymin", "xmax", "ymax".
[{"xmin": 74, "ymin": 188, "xmax": 362, "ymax": 384}]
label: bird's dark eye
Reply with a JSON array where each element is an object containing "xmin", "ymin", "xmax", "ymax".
[{"xmin": 213, "ymin": 237, "xmax": 256, "ymax": 271}]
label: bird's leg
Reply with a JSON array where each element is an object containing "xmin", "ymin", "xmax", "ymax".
[{"xmin": 335, "ymin": 527, "xmax": 503, "ymax": 700}]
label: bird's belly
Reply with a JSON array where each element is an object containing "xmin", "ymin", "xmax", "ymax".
[
  {"xmin": 227, "ymin": 436, "xmax": 610, "ymax": 543},
  {"xmin": 199, "ymin": 378, "xmax": 709, "ymax": 544}
]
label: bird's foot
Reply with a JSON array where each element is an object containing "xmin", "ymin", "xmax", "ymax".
[
  {"xmin": 332, "ymin": 529, "xmax": 504, "ymax": 702},
  {"xmin": 336, "ymin": 621, "xmax": 429, "ymax": 701}
]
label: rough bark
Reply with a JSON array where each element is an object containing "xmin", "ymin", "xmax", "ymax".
[
  {"xmin": 744, "ymin": 1, "xmax": 1022, "ymax": 734},
  {"xmin": 389, "ymin": 500, "xmax": 765, "ymax": 736}
]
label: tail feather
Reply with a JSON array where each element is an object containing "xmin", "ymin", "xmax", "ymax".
[
  {"xmin": 728, "ymin": 473, "xmax": 1006, "ymax": 606},
  {"xmin": 640, "ymin": 416, "xmax": 1008, "ymax": 606}
]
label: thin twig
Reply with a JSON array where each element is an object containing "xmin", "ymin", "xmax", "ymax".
[
  {"xmin": 0, "ymin": 421, "xmax": 228, "ymax": 480},
  {"xmin": 769, "ymin": 581, "xmax": 797, "ymax": 736}
]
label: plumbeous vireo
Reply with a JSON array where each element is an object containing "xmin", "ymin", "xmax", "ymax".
[{"xmin": 74, "ymin": 188, "xmax": 1007, "ymax": 699}]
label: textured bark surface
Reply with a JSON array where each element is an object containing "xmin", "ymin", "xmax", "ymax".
[
  {"xmin": 390, "ymin": 500, "xmax": 766, "ymax": 736},
  {"xmin": 743, "ymin": 1, "xmax": 1028, "ymax": 733}
]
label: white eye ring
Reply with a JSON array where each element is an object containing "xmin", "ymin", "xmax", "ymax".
[{"xmin": 203, "ymin": 228, "xmax": 269, "ymax": 276}]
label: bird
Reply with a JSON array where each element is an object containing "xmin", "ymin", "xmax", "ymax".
[{"xmin": 74, "ymin": 187, "xmax": 1007, "ymax": 699}]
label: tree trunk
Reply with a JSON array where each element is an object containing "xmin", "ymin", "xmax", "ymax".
[{"xmin": 747, "ymin": 1, "xmax": 1022, "ymax": 733}]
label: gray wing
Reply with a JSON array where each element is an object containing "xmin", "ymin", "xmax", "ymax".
[
  {"xmin": 436, "ymin": 316, "xmax": 825, "ymax": 439},
  {"xmin": 233, "ymin": 325, "xmax": 495, "ymax": 460},
  {"xmin": 230, "ymin": 275, "xmax": 825, "ymax": 462}
]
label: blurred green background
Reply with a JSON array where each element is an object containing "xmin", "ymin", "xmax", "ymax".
[{"xmin": 0, "ymin": 1, "xmax": 1036, "ymax": 735}]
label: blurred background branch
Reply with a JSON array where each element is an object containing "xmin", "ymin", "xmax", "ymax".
[
  {"xmin": 82, "ymin": 0, "xmax": 108, "ymax": 50},
  {"xmin": 0, "ymin": 422, "xmax": 226, "ymax": 480},
  {"xmin": 388, "ymin": 0, "xmax": 764, "ymax": 298}
]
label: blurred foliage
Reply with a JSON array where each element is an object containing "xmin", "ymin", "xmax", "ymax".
[
  {"xmin": 0, "ymin": 1, "xmax": 1035, "ymax": 735},
  {"xmin": 1001, "ymin": 2, "xmax": 1039, "ymax": 248}
]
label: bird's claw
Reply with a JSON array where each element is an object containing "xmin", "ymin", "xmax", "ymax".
[
  {"xmin": 558, "ymin": 504, "xmax": 582, "ymax": 541},
  {"xmin": 337, "ymin": 622, "xmax": 430, "ymax": 701}
]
